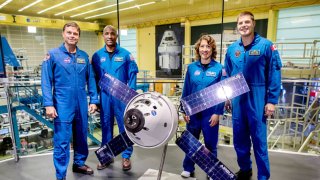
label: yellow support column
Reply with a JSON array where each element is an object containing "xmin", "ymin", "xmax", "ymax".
[{"xmin": 267, "ymin": 10, "xmax": 279, "ymax": 42}]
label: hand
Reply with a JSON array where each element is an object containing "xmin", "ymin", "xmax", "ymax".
[
  {"xmin": 182, "ymin": 114, "xmax": 190, "ymax": 124},
  {"xmin": 88, "ymin": 104, "xmax": 97, "ymax": 114},
  {"xmin": 209, "ymin": 114, "xmax": 219, "ymax": 127},
  {"xmin": 45, "ymin": 106, "xmax": 58, "ymax": 119},
  {"xmin": 225, "ymin": 100, "xmax": 232, "ymax": 113},
  {"xmin": 264, "ymin": 103, "xmax": 275, "ymax": 117}
]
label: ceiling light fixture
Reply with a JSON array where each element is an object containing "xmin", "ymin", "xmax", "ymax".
[
  {"xmin": 0, "ymin": 0, "xmax": 13, "ymax": 9},
  {"xmin": 19, "ymin": 0, "xmax": 42, "ymax": 12},
  {"xmin": 71, "ymin": 0, "xmax": 134, "ymax": 18},
  {"xmin": 38, "ymin": 0, "xmax": 73, "ymax": 14},
  {"xmin": 55, "ymin": 0, "xmax": 103, "ymax": 16},
  {"xmin": 85, "ymin": 1, "xmax": 155, "ymax": 19}
]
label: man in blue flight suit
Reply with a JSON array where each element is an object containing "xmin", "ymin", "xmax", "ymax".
[
  {"xmin": 41, "ymin": 22, "xmax": 98, "ymax": 180},
  {"xmin": 224, "ymin": 12, "xmax": 282, "ymax": 180},
  {"xmin": 92, "ymin": 25, "xmax": 138, "ymax": 171}
]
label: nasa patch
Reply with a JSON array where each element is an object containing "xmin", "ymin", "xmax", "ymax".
[
  {"xmin": 64, "ymin": 57, "xmax": 71, "ymax": 63},
  {"xmin": 235, "ymin": 50, "xmax": 241, "ymax": 57},
  {"xmin": 194, "ymin": 70, "xmax": 201, "ymax": 76}
]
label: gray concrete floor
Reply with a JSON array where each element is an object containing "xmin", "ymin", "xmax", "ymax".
[{"xmin": 0, "ymin": 145, "xmax": 319, "ymax": 180}]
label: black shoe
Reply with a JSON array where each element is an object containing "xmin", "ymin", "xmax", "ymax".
[{"xmin": 236, "ymin": 169, "xmax": 252, "ymax": 180}]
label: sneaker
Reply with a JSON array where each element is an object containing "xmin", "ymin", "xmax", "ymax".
[
  {"xmin": 122, "ymin": 158, "xmax": 131, "ymax": 171},
  {"xmin": 235, "ymin": 169, "xmax": 252, "ymax": 180},
  {"xmin": 97, "ymin": 159, "xmax": 114, "ymax": 170},
  {"xmin": 181, "ymin": 171, "xmax": 194, "ymax": 178}
]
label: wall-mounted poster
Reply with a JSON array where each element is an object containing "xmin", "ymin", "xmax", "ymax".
[{"xmin": 156, "ymin": 23, "xmax": 184, "ymax": 78}]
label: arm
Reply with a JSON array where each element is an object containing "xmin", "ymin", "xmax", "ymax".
[
  {"xmin": 223, "ymin": 50, "xmax": 232, "ymax": 111},
  {"xmin": 91, "ymin": 53, "xmax": 102, "ymax": 93},
  {"xmin": 127, "ymin": 54, "xmax": 139, "ymax": 90},
  {"xmin": 41, "ymin": 52, "xmax": 57, "ymax": 118},
  {"xmin": 266, "ymin": 43, "xmax": 282, "ymax": 105},
  {"xmin": 265, "ymin": 43, "xmax": 282, "ymax": 116},
  {"xmin": 87, "ymin": 59, "xmax": 99, "ymax": 106},
  {"xmin": 180, "ymin": 66, "xmax": 191, "ymax": 123}
]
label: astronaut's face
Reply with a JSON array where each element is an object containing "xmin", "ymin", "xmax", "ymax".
[
  {"xmin": 199, "ymin": 40, "xmax": 212, "ymax": 61},
  {"xmin": 103, "ymin": 28, "xmax": 117, "ymax": 47},
  {"xmin": 62, "ymin": 26, "xmax": 79, "ymax": 46},
  {"xmin": 237, "ymin": 15, "xmax": 255, "ymax": 37}
]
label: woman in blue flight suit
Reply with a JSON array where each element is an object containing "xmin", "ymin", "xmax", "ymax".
[
  {"xmin": 180, "ymin": 35, "xmax": 224, "ymax": 178},
  {"xmin": 41, "ymin": 22, "xmax": 98, "ymax": 180}
]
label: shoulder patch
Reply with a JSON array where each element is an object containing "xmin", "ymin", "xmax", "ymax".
[
  {"xmin": 43, "ymin": 53, "xmax": 50, "ymax": 61},
  {"xmin": 129, "ymin": 54, "xmax": 135, "ymax": 61},
  {"xmin": 271, "ymin": 44, "xmax": 277, "ymax": 51}
]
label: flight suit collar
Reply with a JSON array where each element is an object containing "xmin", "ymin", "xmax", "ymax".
[
  {"xmin": 238, "ymin": 32, "xmax": 261, "ymax": 47},
  {"xmin": 195, "ymin": 59, "xmax": 216, "ymax": 68},
  {"xmin": 103, "ymin": 43, "xmax": 120, "ymax": 54},
  {"xmin": 59, "ymin": 43, "xmax": 79, "ymax": 55}
]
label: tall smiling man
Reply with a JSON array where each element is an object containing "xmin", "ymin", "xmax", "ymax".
[{"xmin": 224, "ymin": 12, "xmax": 282, "ymax": 180}]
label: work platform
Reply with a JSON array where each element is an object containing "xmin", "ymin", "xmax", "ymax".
[{"xmin": 0, "ymin": 145, "xmax": 319, "ymax": 180}]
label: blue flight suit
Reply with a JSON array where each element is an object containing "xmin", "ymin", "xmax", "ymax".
[
  {"xmin": 224, "ymin": 33, "xmax": 282, "ymax": 180},
  {"xmin": 41, "ymin": 44, "xmax": 99, "ymax": 179},
  {"xmin": 181, "ymin": 60, "xmax": 224, "ymax": 173},
  {"xmin": 92, "ymin": 44, "xmax": 138, "ymax": 159}
]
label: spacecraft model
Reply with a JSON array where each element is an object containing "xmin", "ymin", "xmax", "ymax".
[
  {"xmin": 158, "ymin": 30, "xmax": 181, "ymax": 73},
  {"xmin": 95, "ymin": 73, "xmax": 249, "ymax": 179}
]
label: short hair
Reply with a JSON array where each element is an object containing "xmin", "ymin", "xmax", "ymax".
[
  {"xmin": 63, "ymin": 22, "xmax": 81, "ymax": 36},
  {"xmin": 237, "ymin": 11, "xmax": 255, "ymax": 23},
  {"xmin": 194, "ymin": 34, "xmax": 217, "ymax": 60},
  {"xmin": 103, "ymin": 25, "xmax": 117, "ymax": 35}
]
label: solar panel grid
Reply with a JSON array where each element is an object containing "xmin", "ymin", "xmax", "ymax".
[
  {"xmin": 95, "ymin": 132, "xmax": 134, "ymax": 165},
  {"xmin": 176, "ymin": 130, "xmax": 236, "ymax": 180},
  {"xmin": 181, "ymin": 73, "xmax": 249, "ymax": 116}
]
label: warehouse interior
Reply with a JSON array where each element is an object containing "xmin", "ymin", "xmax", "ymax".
[{"xmin": 0, "ymin": 0, "xmax": 319, "ymax": 180}]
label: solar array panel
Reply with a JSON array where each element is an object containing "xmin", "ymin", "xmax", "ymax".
[
  {"xmin": 181, "ymin": 73, "xmax": 249, "ymax": 116},
  {"xmin": 99, "ymin": 73, "xmax": 138, "ymax": 105},
  {"xmin": 176, "ymin": 130, "xmax": 236, "ymax": 180},
  {"xmin": 95, "ymin": 132, "xmax": 134, "ymax": 165}
]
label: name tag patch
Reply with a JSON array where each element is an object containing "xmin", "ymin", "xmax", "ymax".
[
  {"xmin": 77, "ymin": 58, "xmax": 86, "ymax": 64},
  {"xmin": 206, "ymin": 71, "xmax": 216, "ymax": 77},
  {"xmin": 114, "ymin": 57, "xmax": 123, "ymax": 62},
  {"xmin": 249, "ymin": 50, "xmax": 260, "ymax": 56}
]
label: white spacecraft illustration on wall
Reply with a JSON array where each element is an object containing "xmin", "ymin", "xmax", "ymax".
[{"xmin": 158, "ymin": 30, "xmax": 181, "ymax": 73}]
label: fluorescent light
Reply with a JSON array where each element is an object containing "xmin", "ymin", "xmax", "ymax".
[
  {"xmin": 19, "ymin": 0, "xmax": 42, "ymax": 12},
  {"xmin": 71, "ymin": 0, "xmax": 134, "ymax": 18},
  {"xmin": 38, "ymin": 0, "xmax": 73, "ymax": 14},
  {"xmin": 28, "ymin": 26, "xmax": 37, "ymax": 33},
  {"xmin": 0, "ymin": 0, "xmax": 13, "ymax": 9},
  {"xmin": 85, "ymin": 1, "xmax": 155, "ymax": 19},
  {"xmin": 55, "ymin": 0, "xmax": 103, "ymax": 16}
]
